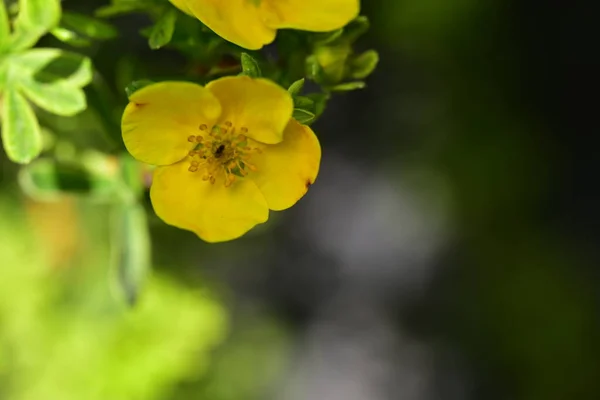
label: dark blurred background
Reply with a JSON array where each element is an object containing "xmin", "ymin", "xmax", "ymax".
[{"xmin": 1, "ymin": 0, "xmax": 598, "ymax": 399}]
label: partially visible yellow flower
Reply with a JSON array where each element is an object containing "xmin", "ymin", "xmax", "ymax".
[
  {"xmin": 121, "ymin": 76, "xmax": 321, "ymax": 242},
  {"xmin": 169, "ymin": 0, "xmax": 360, "ymax": 50}
]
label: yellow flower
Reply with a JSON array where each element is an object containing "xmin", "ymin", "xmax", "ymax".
[
  {"xmin": 169, "ymin": 0, "xmax": 360, "ymax": 50},
  {"xmin": 121, "ymin": 76, "xmax": 321, "ymax": 243}
]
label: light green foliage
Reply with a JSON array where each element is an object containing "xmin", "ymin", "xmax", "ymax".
[
  {"xmin": 0, "ymin": 0, "xmax": 10, "ymax": 50},
  {"xmin": 9, "ymin": 49, "xmax": 92, "ymax": 115},
  {"xmin": 1, "ymin": 87, "xmax": 42, "ymax": 163},
  {"xmin": 10, "ymin": 0, "xmax": 61, "ymax": 51},
  {"xmin": 0, "ymin": 0, "xmax": 93, "ymax": 163},
  {"xmin": 0, "ymin": 196, "xmax": 228, "ymax": 400}
]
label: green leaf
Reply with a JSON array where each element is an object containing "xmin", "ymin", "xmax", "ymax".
[
  {"xmin": 112, "ymin": 202, "xmax": 152, "ymax": 306},
  {"xmin": 50, "ymin": 27, "xmax": 93, "ymax": 47},
  {"xmin": 349, "ymin": 50, "xmax": 379, "ymax": 79},
  {"xmin": 61, "ymin": 11, "xmax": 118, "ymax": 40},
  {"xmin": 292, "ymin": 108, "xmax": 316, "ymax": 125},
  {"xmin": 293, "ymin": 95, "xmax": 314, "ymax": 110},
  {"xmin": 148, "ymin": 9, "xmax": 177, "ymax": 50},
  {"xmin": 11, "ymin": 49, "xmax": 92, "ymax": 86},
  {"xmin": 9, "ymin": 49, "xmax": 93, "ymax": 116},
  {"xmin": 95, "ymin": 2, "xmax": 146, "ymax": 18},
  {"xmin": 0, "ymin": 0, "xmax": 10, "ymax": 50},
  {"xmin": 330, "ymin": 81, "xmax": 366, "ymax": 92},
  {"xmin": 306, "ymin": 92, "xmax": 330, "ymax": 117},
  {"xmin": 10, "ymin": 0, "xmax": 61, "ymax": 51},
  {"xmin": 240, "ymin": 52, "xmax": 261, "ymax": 78},
  {"xmin": 125, "ymin": 79, "xmax": 154, "ymax": 98},
  {"xmin": 1, "ymin": 88, "xmax": 42, "ymax": 164},
  {"xmin": 287, "ymin": 78, "xmax": 305, "ymax": 96}
]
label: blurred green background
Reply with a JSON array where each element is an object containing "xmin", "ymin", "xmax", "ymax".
[{"xmin": 1, "ymin": 0, "xmax": 598, "ymax": 399}]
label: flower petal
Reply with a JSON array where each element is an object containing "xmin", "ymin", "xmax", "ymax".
[
  {"xmin": 122, "ymin": 81, "xmax": 221, "ymax": 166},
  {"xmin": 150, "ymin": 161, "xmax": 269, "ymax": 242},
  {"xmin": 265, "ymin": 0, "xmax": 360, "ymax": 32},
  {"xmin": 206, "ymin": 76, "xmax": 293, "ymax": 145},
  {"xmin": 251, "ymin": 119, "xmax": 321, "ymax": 211},
  {"xmin": 183, "ymin": 0, "xmax": 275, "ymax": 50}
]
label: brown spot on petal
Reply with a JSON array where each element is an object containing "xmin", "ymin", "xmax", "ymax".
[
  {"xmin": 305, "ymin": 180, "xmax": 312, "ymax": 190},
  {"xmin": 133, "ymin": 102, "xmax": 147, "ymax": 108}
]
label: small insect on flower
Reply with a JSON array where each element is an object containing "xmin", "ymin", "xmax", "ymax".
[
  {"xmin": 121, "ymin": 76, "xmax": 321, "ymax": 243},
  {"xmin": 214, "ymin": 144, "xmax": 225, "ymax": 158}
]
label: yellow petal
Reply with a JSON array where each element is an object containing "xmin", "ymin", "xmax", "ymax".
[
  {"xmin": 150, "ymin": 161, "xmax": 269, "ymax": 242},
  {"xmin": 206, "ymin": 76, "xmax": 293, "ymax": 145},
  {"xmin": 251, "ymin": 119, "xmax": 321, "ymax": 211},
  {"xmin": 264, "ymin": 0, "xmax": 360, "ymax": 32},
  {"xmin": 168, "ymin": 0, "xmax": 193, "ymax": 15},
  {"xmin": 184, "ymin": 0, "xmax": 276, "ymax": 50},
  {"xmin": 122, "ymin": 82, "xmax": 221, "ymax": 166}
]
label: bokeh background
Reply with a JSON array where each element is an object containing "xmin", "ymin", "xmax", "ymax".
[{"xmin": 1, "ymin": 0, "xmax": 598, "ymax": 399}]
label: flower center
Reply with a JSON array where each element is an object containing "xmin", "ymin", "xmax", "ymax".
[{"xmin": 186, "ymin": 121, "xmax": 261, "ymax": 187}]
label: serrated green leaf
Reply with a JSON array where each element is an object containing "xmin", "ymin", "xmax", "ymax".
[
  {"xmin": 10, "ymin": 0, "xmax": 61, "ymax": 51},
  {"xmin": 125, "ymin": 79, "xmax": 154, "ymax": 98},
  {"xmin": 240, "ymin": 52, "xmax": 261, "ymax": 78},
  {"xmin": 113, "ymin": 202, "xmax": 151, "ymax": 306},
  {"xmin": 0, "ymin": 0, "xmax": 9, "ymax": 50},
  {"xmin": 148, "ymin": 9, "xmax": 177, "ymax": 49},
  {"xmin": 349, "ymin": 50, "xmax": 379, "ymax": 79},
  {"xmin": 292, "ymin": 108, "xmax": 316, "ymax": 125},
  {"xmin": 330, "ymin": 81, "xmax": 366, "ymax": 92},
  {"xmin": 51, "ymin": 27, "xmax": 93, "ymax": 47},
  {"xmin": 288, "ymin": 78, "xmax": 305, "ymax": 96},
  {"xmin": 1, "ymin": 88, "xmax": 42, "ymax": 164},
  {"xmin": 62, "ymin": 11, "xmax": 118, "ymax": 40}
]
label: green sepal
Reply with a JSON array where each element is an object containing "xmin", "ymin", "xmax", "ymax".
[{"xmin": 348, "ymin": 50, "xmax": 379, "ymax": 80}]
